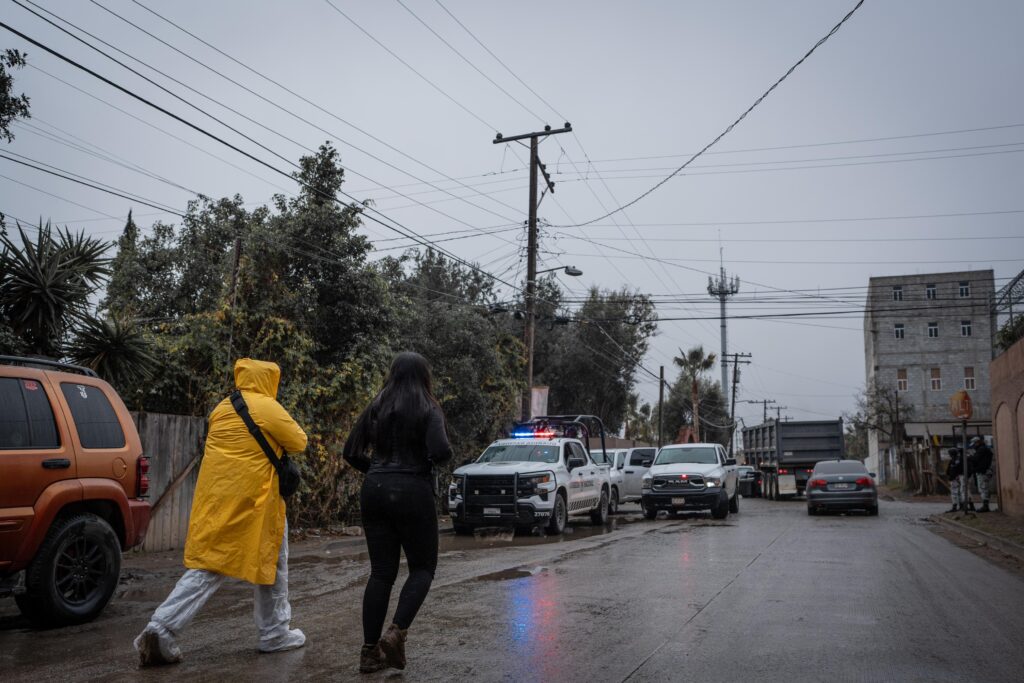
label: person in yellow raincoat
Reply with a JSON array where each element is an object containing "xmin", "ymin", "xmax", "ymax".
[{"xmin": 134, "ymin": 359, "xmax": 308, "ymax": 667}]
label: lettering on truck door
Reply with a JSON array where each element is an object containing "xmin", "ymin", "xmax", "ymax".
[{"xmin": 567, "ymin": 442, "xmax": 595, "ymax": 511}]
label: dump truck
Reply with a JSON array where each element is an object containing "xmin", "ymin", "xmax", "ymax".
[{"xmin": 741, "ymin": 419, "xmax": 845, "ymax": 500}]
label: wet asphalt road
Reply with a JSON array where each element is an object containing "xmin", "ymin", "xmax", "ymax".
[{"xmin": 2, "ymin": 496, "xmax": 1023, "ymax": 682}]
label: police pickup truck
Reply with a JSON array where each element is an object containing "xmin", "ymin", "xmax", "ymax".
[
  {"xmin": 448, "ymin": 416, "xmax": 612, "ymax": 535},
  {"xmin": 641, "ymin": 442, "xmax": 739, "ymax": 520}
]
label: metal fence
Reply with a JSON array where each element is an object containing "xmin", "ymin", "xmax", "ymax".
[{"xmin": 132, "ymin": 412, "xmax": 207, "ymax": 552}]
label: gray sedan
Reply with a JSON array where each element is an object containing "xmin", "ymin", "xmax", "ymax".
[{"xmin": 806, "ymin": 459, "xmax": 878, "ymax": 516}]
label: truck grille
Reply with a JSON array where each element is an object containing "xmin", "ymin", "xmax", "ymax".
[
  {"xmin": 465, "ymin": 475, "xmax": 517, "ymax": 505},
  {"xmin": 652, "ymin": 476, "xmax": 705, "ymax": 490}
]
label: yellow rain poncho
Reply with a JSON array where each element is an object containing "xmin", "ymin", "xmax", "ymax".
[{"xmin": 183, "ymin": 359, "xmax": 307, "ymax": 585}]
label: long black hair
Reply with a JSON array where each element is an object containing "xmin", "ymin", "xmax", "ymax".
[{"xmin": 344, "ymin": 352, "xmax": 441, "ymax": 464}]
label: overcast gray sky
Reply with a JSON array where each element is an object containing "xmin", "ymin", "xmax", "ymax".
[{"xmin": 2, "ymin": 0, "xmax": 1022, "ymax": 428}]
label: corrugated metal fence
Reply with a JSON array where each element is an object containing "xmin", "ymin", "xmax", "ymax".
[{"xmin": 131, "ymin": 412, "xmax": 206, "ymax": 552}]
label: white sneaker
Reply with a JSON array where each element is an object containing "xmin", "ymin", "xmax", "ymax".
[
  {"xmin": 259, "ymin": 628, "xmax": 306, "ymax": 653},
  {"xmin": 134, "ymin": 627, "xmax": 182, "ymax": 666}
]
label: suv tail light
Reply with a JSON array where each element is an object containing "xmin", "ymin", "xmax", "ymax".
[
  {"xmin": 808, "ymin": 478, "xmax": 828, "ymax": 490},
  {"xmin": 136, "ymin": 455, "xmax": 150, "ymax": 498},
  {"xmin": 855, "ymin": 476, "xmax": 873, "ymax": 488}
]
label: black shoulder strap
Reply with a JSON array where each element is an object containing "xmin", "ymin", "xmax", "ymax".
[{"xmin": 230, "ymin": 390, "xmax": 282, "ymax": 473}]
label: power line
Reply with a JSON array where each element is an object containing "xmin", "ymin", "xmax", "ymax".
[
  {"xmin": 0, "ymin": 20, "xmax": 521, "ymax": 293},
  {"xmin": 554, "ymin": 0, "xmax": 866, "ymax": 227},
  {"xmin": 102, "ymin": 0, "xmax": 530, "ymax": 227},
  {"xmin": 0, "ymin": 152, "xmax": 186, "ymax": 216}
]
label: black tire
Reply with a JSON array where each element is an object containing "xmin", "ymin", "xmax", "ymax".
[
  {"xmin": 642, "ymin": 498, "xmax": 658, "ymax": 520},
  {"xmin": 453, "ymin": 523, "xmax": 474, "ymax": 536},
  {"xmin": 711, "ymin": 491, "xmax": 730, "ymax": 520},
  {"xmin": 729, "ymin": 491, "xmax": 739, "ymax": 514},
  {"xmin": 17, "ymin": 513, "xmax": 121, "ymax": 627},
  {"xmin": 590, "ymin": 489, "xmax": 610, "ymax": 525},
  {"xmin": 769, "ymin": 475, "xmax": 778, "ymax": 501},
  {"xmin": 868, "ymin": 505, "xmax": 879, "ymax": 517},
  {"xmin": 807, "ymin": 506, "xmax": 816, "ymax": 516},
  {"xmin": 609, "ymin": 487, "xmax": 619, "ymax": 515},
  {"xmin": 546, "ymin": 493, "xmax": 568, "ymax": 535}
]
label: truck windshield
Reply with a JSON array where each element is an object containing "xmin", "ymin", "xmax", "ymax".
[
  {"xmin": 655, "ymin": 446, "xmax": 719, "ymax": 465},
  {"xmin": 478, "ymin": 444, "xmax": 560, "ymax": 464}
]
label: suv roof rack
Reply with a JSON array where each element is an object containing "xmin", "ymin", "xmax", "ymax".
[{"xmin": 0, "ymin": 355, "xmax": 99, "ymax": 378}]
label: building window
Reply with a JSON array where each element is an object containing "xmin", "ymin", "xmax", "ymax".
[
  {"xmin": 964, "ymin": 367, "xmax": 976, "ymax": 391},
  {"xmin": 961, "ymin": 320, "xmax": 972, "ymax": 337},
  {"xmin": 959, "ymin": 281, "xmax": 970, "ymax": 297},
  {"xmin": 892, "ymin": 286, "xmax": 903, "ymax": 301},
  {"xmin": 897, "ymin": 369, "xmax": 908, "ymax": 392},
  {"xmin": 894, "ymin": 323, "xmax": 905, "ymax": 339},
  {"xmin": 930, "ymin": 368, "xmax": 942, "ymax": 391},
  {"xmin": 928, "ymin": 322, "xmax": 938, "ymax": 338},
  {"xmin": 926, "ymin": 284, "xmax": 936, "ymax": 300}
]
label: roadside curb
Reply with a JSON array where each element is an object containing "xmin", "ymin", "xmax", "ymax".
[{"xmin": 930, "ymin": 514, "xmax": 1024, "ymax": 563}]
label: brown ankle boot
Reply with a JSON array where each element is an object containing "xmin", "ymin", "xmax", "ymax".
[
  {"xmin": 359, "ymin": 643, "xmax": 386, "ymax": 673},
  {"xmin": 378, "ymin": 623, "xmax": 407, "ymax": 670}
]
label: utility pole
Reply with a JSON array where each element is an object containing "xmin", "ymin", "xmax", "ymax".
[
  {"xmin": 494, "ymin": 123, "xmax": 572, "ymax": 420},
  {"xmin": 722, "ymin": 352, "xmax": 751, "ymax": 455},
  {"xmin": 743, "ymin": 398, "xmax": 776, "ymax": 423},
  {"xmin": 708, "ymin": 256, "xmax": 740, "ymax": 408},
  {"xmin": 775, "ymin": 405, "xmax": 788, "ymax": 422},
  {"xmin": 658, "ymin": 365, "xmax": 665, "ymax": 448},
  {"xmin": 225, "ymin": 234, "xmax": 242, "ymax": 378}
]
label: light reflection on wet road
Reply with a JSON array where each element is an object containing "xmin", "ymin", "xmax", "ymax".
[{"xmin": 2, "ymin": 499, "xmax": 1023, "ymax": 682}]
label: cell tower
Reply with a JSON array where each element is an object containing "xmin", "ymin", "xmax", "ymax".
[{"xmin": 708, "ymin": 250, "xmax": 740, "ymax": 407}]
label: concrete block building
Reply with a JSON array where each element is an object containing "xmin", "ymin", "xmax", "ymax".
[{"xmin": 863, "ymin": 270, "xmax": 996, "ymax": 477}]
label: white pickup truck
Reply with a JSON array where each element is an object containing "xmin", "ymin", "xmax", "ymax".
[
  {"xmin": 448, "ymin": 419, "xmax": 612, "ymax": 535},
  {"xmin": 641, "ymin": 443, "xmax": 739, "ymax": 520}
]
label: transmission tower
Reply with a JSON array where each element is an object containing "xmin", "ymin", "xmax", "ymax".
[{"xmin": 708, "ymin": 253, "xmax": 740, "ymax": 408}]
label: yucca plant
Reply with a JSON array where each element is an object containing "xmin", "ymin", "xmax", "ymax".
[
  {"xmin": 66, "ymin": 315, "xmax": 158, "ymax": 388},
  {"xmin": 0, "ymin": 220, "xmax": 110, "ymax": 355}
]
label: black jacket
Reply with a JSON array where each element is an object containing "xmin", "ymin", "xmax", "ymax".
[
  {"xmin": 970, "ymin": 444, "xmax": 994, "ymax": 473},
  {"xmin": 343, "ymin": 403, "xmax": 452, "ymax": 476},
  {"xmin": 946, "ymin": 455, "xmax": 963, "ymax": 479}
]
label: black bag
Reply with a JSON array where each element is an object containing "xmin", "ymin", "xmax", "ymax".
[{"xmin": 230, "ymin": 390, "xmax": 302, "ymax": 498}]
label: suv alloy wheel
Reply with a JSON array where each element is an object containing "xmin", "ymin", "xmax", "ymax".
[{"xmin": 16, "ymin": 514, "xmax": 122, "ymax": 626}]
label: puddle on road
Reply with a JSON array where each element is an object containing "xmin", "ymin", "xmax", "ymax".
[
  {"xmin": 439, "ymin": 513, "xmax": 646, "ymax": 553},
  {"xmin": 476, "ymin": 565, "xmax": 549, "ymax": 582}
]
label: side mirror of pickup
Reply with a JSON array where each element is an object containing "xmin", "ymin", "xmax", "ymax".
[
  {"xmin": 870, "ymin": 472, "xmax": 878, "ymax": 478},
  {"xmin": 567, "ymin": 457, "xmax": 586, "ymax": 471},
  {"xmin": 640, "ymin": 459, "xmax": 653, "ymax": 467},
  {"xmin": 725, "ymin": 458, "xmax": 737, "ymax": 466}
]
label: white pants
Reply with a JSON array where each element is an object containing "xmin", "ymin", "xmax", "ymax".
[
  {"xmin": 145, "ymin": 525, "xmax": 294, "ymax": 651},
  {"xmin": 950, "ymin": 476, "xmax": 963, "ymax": 506}
]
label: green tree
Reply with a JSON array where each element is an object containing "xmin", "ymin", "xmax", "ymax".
[
  {"xmin": 1, "ymin": 49, "xmax": 30, "ymax": 143},
  {"xmin": 672, "ymin": 346, "xmax": 717, "ymax": 441},
  {"xmin": 66, "ymin": 314, "xmax": 159, "ymax": 388},
  {"xmin": 996, "ymin": 315, "xmax": 1024, "ymax": 352},
  {"xmin": 531, "ymin": 286, "xmax": 656, "ymax": 432},
  {"xmin": 656, "ymin": 376, "xmax": 729, "ymax": 445}
]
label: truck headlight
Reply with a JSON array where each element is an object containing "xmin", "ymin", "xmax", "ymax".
[
  {"xmin": 519, "ymin": 472, "xmax": 556, "ymax": 497},
  {"xmin": 449, "ymin": 476, "xmax": 464, "ymax": 498},
  {"xmin": 641, "ymin": 477, "xmax": 652, "ymax": 491},
  {"xmin": 708, "ymin": 477, "xmax": 722, "ymax": 487}
]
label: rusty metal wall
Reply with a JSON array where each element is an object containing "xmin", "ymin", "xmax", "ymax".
[{"xmin": 131, "ymin": 412, "xmax": 206, "ymax": 552}]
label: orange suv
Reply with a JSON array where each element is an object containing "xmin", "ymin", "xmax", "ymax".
[{"xmin": 0, "ymin": 356, "xmax": 151, "ymax": 626}]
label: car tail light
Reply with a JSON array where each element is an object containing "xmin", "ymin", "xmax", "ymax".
[
  {"xmin": 856, "ymin": 476, "xmax": 873, "ymax": 488},
  {"xmin": 778, "ymin": 468, "xmax": 789, "ymax": 474},
  {"xmin": 136, "ymin": 455, "xmax": 150, "ymax": 498},
  {"xmin": 808, "ymin": 478, "xmax": 828, "ymax": 489}
]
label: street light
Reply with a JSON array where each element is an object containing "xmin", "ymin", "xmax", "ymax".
[
  {"xmin": 534, "ymin": 265, "xmax": 583, "ymax": 278},
  {"xmin": 523, "ymin": 265, "xmax": 583, "ymax": 419}
]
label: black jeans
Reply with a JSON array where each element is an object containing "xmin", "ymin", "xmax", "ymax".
[{"xmin": 360, "ymin": 472, "xmax": 439, "ymax": 644}]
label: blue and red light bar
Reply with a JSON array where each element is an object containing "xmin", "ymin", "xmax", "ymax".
[{"xmin": 511, "ymin": 429, "xmax": 557, "ymax": 439}]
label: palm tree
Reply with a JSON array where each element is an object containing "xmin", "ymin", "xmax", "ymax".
[
  {"xmin": 673, "ymin": 346, "xmax": 716, "ymax": 441},
  {"xmin": 0, "ymin": 220, "xmax": 110, "ymax": 356},
  {"xmin": 67, "ymin": 315, "xmax": 158, "ymax": 389}
]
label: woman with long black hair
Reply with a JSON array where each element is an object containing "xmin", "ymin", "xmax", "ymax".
[{"xmin": 343, "ymin": 352, "xmax": 452, "ymax": 674}]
